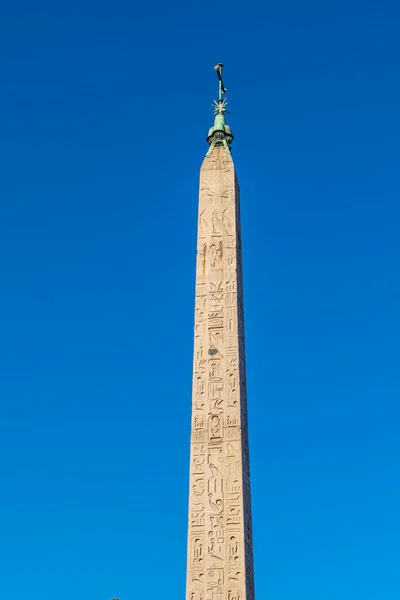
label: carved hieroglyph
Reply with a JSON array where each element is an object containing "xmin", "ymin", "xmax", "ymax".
[{"xmin": 186, "ymin": 145, "xmax": 255, "ymax": 600}]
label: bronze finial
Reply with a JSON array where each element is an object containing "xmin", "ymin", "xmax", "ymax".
[{"xmin": 206, "ymin": 63, "xmax": 233, "ymax": 154}]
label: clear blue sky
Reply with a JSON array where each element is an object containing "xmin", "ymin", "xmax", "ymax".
[{"xmin": 1, "ymin": 0, "xmax": 399, "ymax": 598}]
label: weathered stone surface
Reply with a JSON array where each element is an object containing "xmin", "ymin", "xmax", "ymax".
[{"xmin": 186, "ymin": 145, "xmax": 254, "ymax": 600}]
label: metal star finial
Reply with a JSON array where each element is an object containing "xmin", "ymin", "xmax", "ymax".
[
  {"xmin": 206, "ymin": 63, "xmax": 233, "ymax": 154},
  {"xmin": 212, "ymin": 98, "xmax": 229, "ymax": 116}
]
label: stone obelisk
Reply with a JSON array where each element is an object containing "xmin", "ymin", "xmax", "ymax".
[{"xmin": 186, "ymin": 65, "xmax": 255, "ymax": 600}]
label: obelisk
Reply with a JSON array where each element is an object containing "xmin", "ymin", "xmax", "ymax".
[{"xmin": 186, "ymin": 65, "xmax": 255, "ymax": 600}]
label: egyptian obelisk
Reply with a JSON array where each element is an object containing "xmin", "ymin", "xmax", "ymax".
[{"xmin": 186, "ymin": 65, "xmax": 255, "ymax": 600}]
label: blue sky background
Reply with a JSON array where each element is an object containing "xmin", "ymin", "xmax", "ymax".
[{"xmin": 1, "ymin": 0, "xmax": 400, "ymax": 598}]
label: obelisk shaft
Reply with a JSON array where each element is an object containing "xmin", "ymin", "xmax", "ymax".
[{"xmin": 186, "ymin": 144, "xmax": 255, "ymax": 600}]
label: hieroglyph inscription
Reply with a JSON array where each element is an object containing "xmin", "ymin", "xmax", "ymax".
[{"xmin": 186, "ymin": 145, "xmax": 255, "ymax": 600}]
